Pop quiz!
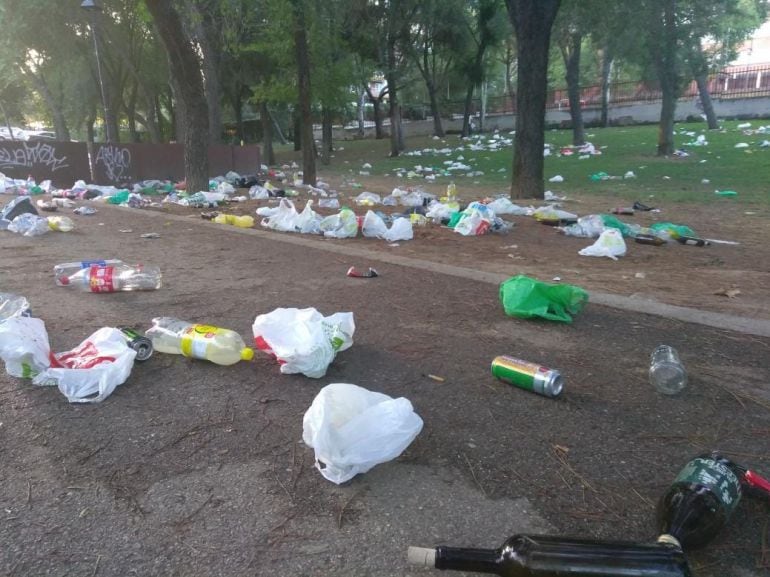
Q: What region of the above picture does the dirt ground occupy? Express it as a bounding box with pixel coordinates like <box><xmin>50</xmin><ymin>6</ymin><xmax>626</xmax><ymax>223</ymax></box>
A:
<box><xmin>1</xmin><ymin>195</ymin><xmax>769</xmax><ymax>577</ymax></box>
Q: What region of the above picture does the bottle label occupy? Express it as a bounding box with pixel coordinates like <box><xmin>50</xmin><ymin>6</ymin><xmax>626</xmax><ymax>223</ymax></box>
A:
<box><xmin>180</xmin><ymin>324</ymin><xmax>221</xmax><ymax>359</ymax></box>
<box><xmin>674</xmin><ymin>457</ymin><xmax>742</xmax><ymax>514</ymax></box>
<box><xmin>81</xmin><ymin>260</ymin><xmax>107</xmax><ymax>268</ymax></box>
<box><xmin>89</xmin><ymin>266</ymin><xmax>115</xmax><ymax>293</ymax></box>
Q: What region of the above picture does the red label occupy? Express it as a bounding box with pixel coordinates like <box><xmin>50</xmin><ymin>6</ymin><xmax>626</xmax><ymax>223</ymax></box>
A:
<box><xmin>53</xmin><ymin>340</ymin><xmax>116</xmax><ymax>369</ymax></box>
<box><xmin>89</xmin><ymin>266</ymin><xmax>115</xmax><ymax>293</ymax></box>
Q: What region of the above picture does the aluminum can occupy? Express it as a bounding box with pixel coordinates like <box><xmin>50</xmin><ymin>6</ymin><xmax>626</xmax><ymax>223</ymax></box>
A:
<box><xmin>491</xmin><ymin>355</ymin><xmax>563</xmax><ymax>398</ymax></box>
<box><xmin>119</xmin><ymin>327</ymin><xmax>153</xmax><ymax>361</ymax></box>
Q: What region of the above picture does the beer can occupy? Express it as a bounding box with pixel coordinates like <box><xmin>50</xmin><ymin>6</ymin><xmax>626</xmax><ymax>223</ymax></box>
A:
<box><xmin>119</xmin><ymin>327</ymin><xmax>153</xmax><ymax>361</ymax></box>
<box><xmin>491</xmin><ymin>355</ymin><xmax>563</xmax><ymax>398</ymax></box>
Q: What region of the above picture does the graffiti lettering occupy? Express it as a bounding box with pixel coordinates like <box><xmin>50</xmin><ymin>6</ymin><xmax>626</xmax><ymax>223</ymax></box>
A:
<box><xmin>95</xmin><ymin>145</ymin><xmax>131</xmax><ymax>182</ymax></box>
<box><xmin>0</xmin><ymin>142</ymin><xmax>69</xmax><ymax>172</ymax></box>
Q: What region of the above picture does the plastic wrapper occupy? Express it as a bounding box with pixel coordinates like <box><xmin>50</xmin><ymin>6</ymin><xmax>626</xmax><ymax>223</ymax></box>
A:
<box><xmin>499</xmin><ymin>275</ymin><xmax>588</xmax><ymax>323</ymax></box>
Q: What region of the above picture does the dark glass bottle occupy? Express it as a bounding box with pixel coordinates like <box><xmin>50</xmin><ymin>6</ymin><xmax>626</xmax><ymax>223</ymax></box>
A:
<box><xmin>658</xmin><ymin>453</ymin><xmax>743</xmax><ymax>549</ymax></box>
<box><xmin>408</xmin><ymin>534</ymin><xmax>692</xmax><ymax>577</ymax></box>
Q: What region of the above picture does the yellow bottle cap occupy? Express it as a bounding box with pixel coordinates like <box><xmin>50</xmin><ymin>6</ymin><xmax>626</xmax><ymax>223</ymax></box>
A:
<box><xmin>241</xmin><ymin>348</ymin><xmax>254</xmax><ymax>361</ymax></box>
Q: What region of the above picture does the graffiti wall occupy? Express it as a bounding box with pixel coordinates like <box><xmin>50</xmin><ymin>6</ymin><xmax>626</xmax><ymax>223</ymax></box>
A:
<box><xmin>0</xmin><ymin>141</ymin><xmax>90</xmax><ymax>187</ymax></box>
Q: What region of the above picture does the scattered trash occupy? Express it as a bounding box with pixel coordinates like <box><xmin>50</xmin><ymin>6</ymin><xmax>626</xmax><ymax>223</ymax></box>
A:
<box><xmin>499</xmin><ymin>275</ymin><xmax>588</xmax><ymax>323</ymax></box>
<box><xmin>347</xmin><ymin>266</ymin><xmax>379</xmax><ymax>278</ymax></box>
<box><xmin>47</xmin><ymin>216</ymin><xmax>74</xmax><ymax>232</ymax></box>
<box><xmin>635</xmin><ymin>272</ymin><xmax>647</xmax><ymax>279</ymax></box>
<box><xmin>146</xmin><ymin>317</ymin><xmax>253</xmax><ymax>365</ymax></box>
<box><xmin>425</xmin><ymin>374</ymin><xmax>445</xmax><ymax>382</ymax></box>
<box><xmin>8</xmin><ymin>214</ymin><xmax>50</xmax><ymax>236</ymax></box>
<box><xmin>548</xmin><ymin>175</ymin><xmax>564</xmax><ymax>182</ymax></box>
<box><xmin>408</xmin><ymin>534</ymin><xmax>691</xmax><ymax>575</ymax></box>
<box><xmin>624</xmin><ymin>171</ymin><xmax>637</xmax><ymax>179</ymax></box>
<box><xmin>140</xmin><ymin>232</ymin><xmax>161</xmax><ymax>239</ymax></box>
<box><xmin>635</xmin><ymin>234</ymin><xmax>666</xmax><ymax>246</ymax></box>
<box><xmin>714</xmin><ymin>287</ymin><xmax>741</xmax><ymax>298</ymax></box>
<box><xmin>362</xmin><ymin>211</ymin><xmax>414</xmax><ymax>242</ymax></box>
<box><xmin>0</xmin><ymin>317</ymin><xmax>136</xmax><ymax>403</ymax></box>
<box><xmin>118</xmin><ymin>327</ymin><xmax>153</xmax><ymax>361</ymax></box>
<box><xmin>486</xmin><ymin>197</ymin><xmax>533</xmax><ymax>216</ymax></box>
<box><xmin>0</xmin><ymin>196</ymin><xmax>38</xmax><ymax>229</ymax></box>
<box><xmin>579</xmin><ymin>229</ymin><xmax>627</xmax><ymax>260</ymax></box>
<box><xmin>633</xmin><ymin>201</ymin><xmax>656</xmax><ymax>211</ymax></box>
<box><xmin>676</xmin><ymin>236</ymin><xmax>710</xmax><ymax>247</ymax></box>
<box><xmin>611</xmin><ymin>207</ymin><xmax>635</xmax><ymax>215</ymax></box>
<box><xmin>734</xmin><ymin>142</ymin><xmax>749</xmax><ymax>148</ymax></box>
<box><xmin>649</xmin><ymin>222</ymin><xmax>696</xmax><ymax>241</ymax></box>
<box><xmin>55</xmin><ymin>263</ymin><xmax>161</xmax><ymax>292</ymax></box>
<box><xmin>73</xmin><ymin>206</ymin><xmax>97</xmax><ymax>216</ymax></box>
<box><xmin>355</xmin><ymin>191</ymin><xmax>381</xmax><ymax>206</ymax></box>
<box><xmin>715</xmin><ymin>190</ymin><xmax>737</xmax><ymax>197</ymax></box>
<box><xmin>320</xmin><ymin>207</ymin><xmax>359</xmax><ymax>238</ymax></box>
<box><xmin>491</xmin><ymin>355</ymin><xmax>563</xmax><ymax>398</ymax></box>
<box><xmin>253</xmin><ymin>307</ymin><xmax>355</xmax><ymax>378</ymax></box>
<box><xmin>213</xmin><ymin>213</ymin><xmax>254</xmax><ymax>227</ymax></box>
<box><xmin>533</xmin><ymin>206</ymin><xmax>578</xmax><ymax>226</ymax></box>
<box><xmin>302</xmin><ymin>382</ymin><xmax>423</xmax><ymax>484</ymax></box>
<box><xmin>0</xmin><ymin>293</ymin><xmax>32</xmax><ymax>321</ymax></box>
<box><xmin>649</xmin><ymin>345</ymin><xmax>687</xmax><ymax>395</ymax></box>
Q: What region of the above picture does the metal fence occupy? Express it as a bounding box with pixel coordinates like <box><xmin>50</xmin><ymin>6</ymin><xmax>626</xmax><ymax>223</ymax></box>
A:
<box><xmin>429</xmin><ymin>64</ymin><xmax>770</xmax><ymax>119</ymax></box>
<box><xmin>0</xmin><ymin>141</ymin><xmax>261</xmax><ymax>187</ymax></box>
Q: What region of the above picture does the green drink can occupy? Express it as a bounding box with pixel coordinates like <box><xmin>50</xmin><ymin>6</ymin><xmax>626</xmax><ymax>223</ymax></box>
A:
<box><xmin>119</xmin><ymin>327</ymin><xmax>154</xmax><ymax>362</ymax></box>
<box><xmin>491</xmin><ymin>355</ymin><xmax>563</xmax><ymax>398</ymax></box>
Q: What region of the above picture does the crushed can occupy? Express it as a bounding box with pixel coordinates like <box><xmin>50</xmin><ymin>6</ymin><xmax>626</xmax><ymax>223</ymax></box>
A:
<box><xmin>491</xmin><ymin>355</ymin><xmax>563</xmax><ymax>398</ymax></box>
<box><xmin>119</xmin><ymin>327</ymin><xmax>153</xmax><ymax>361</ymax></box>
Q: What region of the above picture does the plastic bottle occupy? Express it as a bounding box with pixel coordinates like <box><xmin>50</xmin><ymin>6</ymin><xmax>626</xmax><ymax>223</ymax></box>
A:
<box><xmin>47</xmin><ymin>216</ymin><xmax>74</xmax><ymax>232</ymax></box>
<box><xmin>407</xmin><ymin>533</ymin><xmax>692</xmax><ymax>576</ymax></box>
<box><xmin>658</xmin><ymin>453</ymin><xmax>743</xmax><ymax>549</ymax></box>
<box><xmin>145</xmin><ymin>317</ymin><xmax>254</xmax><ymax>365</ymax></box>
<box><xmin>54</xmin><ymin>260</ymin><xmax>125</xmax><ymax>286</ymax></box>
<box><xmin>57</xmin><ymin>264</ymin><xmax>161</xmax><ymax>292</ymax></box>
<box><xmin>0</xmin><ymin>293</ymin><xmax>32</xmax><ymax>321</ymax></box>
<box><xmin>649</xmin><ymin>345</ymin><xmax>688</xmax><ymax>395</ymax></box>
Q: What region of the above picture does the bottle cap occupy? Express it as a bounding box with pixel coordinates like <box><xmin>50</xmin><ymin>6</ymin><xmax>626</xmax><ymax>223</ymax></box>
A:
<box><xmin>241</xmin><ymin>348</ymin><xmax>254</xmax><ymax>361</ymax></box>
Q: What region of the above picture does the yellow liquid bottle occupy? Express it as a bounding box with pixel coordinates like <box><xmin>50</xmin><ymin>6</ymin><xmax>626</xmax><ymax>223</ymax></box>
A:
<box><xmin>147</xmin><ymin>317</ymin><xmax>254</xmax><ymax>366</ymax></box>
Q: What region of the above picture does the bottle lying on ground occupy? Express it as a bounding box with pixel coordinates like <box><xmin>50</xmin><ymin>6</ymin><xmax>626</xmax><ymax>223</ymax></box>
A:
<box><xmin>54</xmin><ymin>259</ymin><xmax>124</xmax><ymax>285</ymax></box>
<box><xmin>56</xmin><ymin>263</ymin><xmax>161</xmax><ymax>292</ymax></box>
<box><xmin>658</xmin><ymin>452</ymin><xmax>770</xmax><ymax>549</ymax></box>
<box><xmin>408</xmin><ymin>533</ymin><xmax>691</xmax><ymax>576</ymax></box>
<box><xmin>146</xmin><ymin>317</ymin><xmax>254</xmax><ymax>366</ymax></box>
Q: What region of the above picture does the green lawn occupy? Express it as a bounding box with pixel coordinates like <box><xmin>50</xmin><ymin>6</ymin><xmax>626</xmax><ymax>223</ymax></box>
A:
<box><xmin>275</xmin><ymin>120</ymin><xmax>770</xmax><ymax>204</ymax></box>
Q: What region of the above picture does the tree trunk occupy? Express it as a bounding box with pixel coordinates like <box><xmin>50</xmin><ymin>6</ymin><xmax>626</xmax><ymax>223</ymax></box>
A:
<box><xmin>127</xmin><ymin>82</ymin><xmax>140</xmax><ymax>142</ymax></box>
<box><xmin>427</xmin><ymin>80</ymin><xmax>444</xmax><ymax>137</ymax></box>
<box><xmin>270</xmin><ymin>107</ymin><xmax>287</xmax><ymax>145</ymax></box>
<box><xmin>357</xmin><ymin>88</ymin><xmax>366</xmax><ymax>137</ymax></box>
<box><xmin>600</xmin><ymin>47</ymin><xmax>613</xmax><ymax>127</ymax></box>
<box><xmin>86</xmin><ymin>114</ymin><xmax>96</xmax><ymax>145</ymax></box>
<box><xmin>397</xmin><ymin>104</ymin><xmax>405</xmax><ymax>151</ymax></box>
<box><xmin>563</xmin><ymin>32</ymin><xmax>585</xmax><ymax>146</ymax></box>
<box><xmin>146</xmin><ymin>0</ymin><xmax>209</xmax><ymax>192</ymax></box>
<box><xmin>506</xmin><ymin>0</ymin><xmax>561</xmax><ymax>199</ymax></box>
<box><xmin>695</xmin><ymin>73</ymin><xmax>718</xmax><ymax>129</ymax></box>
<box><xmin>260</xmin><ymin>101</ymin><xmax>275</xmax><ymax>166</ymax></box>
<box><xmin>321</xmin><ymin>106</ymin><xmax>333</xmax><ymax>165</ymax></box>
<box><xmin>22</xmin><ymin>67</ymin><xmax>71</xmax><ymax>142</ymax></box>
<box><xmin>155</xmin><ymin>93</ymin><xmax>166</xmax><ymax>140</ymax></box>
<box><xmin>655</xmin><ymin>0</ymin><xmax>677</xmax><ymax>156</ymax></box>
<box><xmin>191</xmin><ymin>1</ymin><xmax>223</xmax><ymax>144</ymax></box>
<box><xmin>293</xmin><ymin>111</ymin><xmax>302</xmax><ymax>151</ymax></box>
<box><xmin>292</xmin><ymin>0</ymin><xmax>316</xmax><ymax>185</ymax></box>
<box><xmin>462</xmin><ymin>83</ymin><xmax>475</xmax><ymax>137</ymax></box>
<box><xmin>372</xmin><ymin>96</ymin><xmax>384</xmax><ymax>139</ymax></box>
<box><xmin>386</xmin><ymin>34</ymin><xmax>402</xmax><ymax>156</ymax></box>
<box><xmin>480</xmin><ymin>79</ymin><xmax>488</xmax><ymax>132</ymax></box>
<box><xmin>234</xmin><ymin>92</ymin><xmax>245</xmax><ymax>143</ymax></box>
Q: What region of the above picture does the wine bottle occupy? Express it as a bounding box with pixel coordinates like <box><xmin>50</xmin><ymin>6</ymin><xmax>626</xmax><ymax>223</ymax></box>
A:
<box><xmin>408</xmin><ymin>533</ymin><xmax>691</xmax><ymax>576</ymax></box>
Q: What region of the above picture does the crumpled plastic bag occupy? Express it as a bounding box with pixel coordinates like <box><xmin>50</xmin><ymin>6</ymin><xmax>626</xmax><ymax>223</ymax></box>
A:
<box><xmin>261</xmin><ymin>198</ymin><xmax>299</xmax><ymax>232</ymax></box>
<box><xmin>579</xmin><ymin>228</ymin><xmax>627</xmax><ymax>260</ymax></box>
<box><xmin>499</xmin><ymin>274</ymin><xmax>588</xmax><ymax>323</ymax></box>
<box><xmin>1</xmin><ymin>196</ymin><xmax>38</xmax><ymax>229</ymax></box>
<box><xmin>355</xmin><ymin>192</ymin><xmax>381</xmax><ymax>206</ymax></box>
<box><xmin>302</xmin><ymin>383</ymin><xmax>423</xmax><ymax>484</ymax></box>
<box><xmin>560</xmin><ymin>214</ymin><xmax>606</xmax><ymax>238</ymax></box>
<box><xmin>486</xmin><ymin>198</ymin><xmax>533</xmax><ymax>216</ymax></box>
<box><xmin>533</xmin><ymin>205</ymin><xmax>577</xmax><ymax>222</ymax></box>
<box><xmin>252</xmin><ymin>307</ymin><xmax>355</xmax><ymax>378</ymax></box>
<box><xmin>649</xmin><ymin>222</ymin><xmax>696</xmax><ymax>241</ymax></box>
<box><xmin>361</xmin><ymin>211</ymin><xmax>413</xmax><ymax>242</ymax></box>
<box><xmin>0</xmin><ymin>317</ymin><xmax>136</xmax><ymax>403</ymax></box>
<box><xmin>319</xmin><ymin>208</ymin><xmax>358</xmax><ymax>238</ymax></box>
<box><xmin>248</xmin><ymin>184</ymin><xmax>270</xmax><ymax>199</ymax></box>
<box><xmin>295</xmin><ymin>200</ymin><xmax>322</xmax><ymax>234</ymax></box>
<box><xmin>425</xmin><ymin>200</ymin><xmax>460</xmax><ymax>220</ymax></box>
<box><xmin>8</xmin><ymin>213</ymin><xmax>50</xmax><ymax>236</ymax></box>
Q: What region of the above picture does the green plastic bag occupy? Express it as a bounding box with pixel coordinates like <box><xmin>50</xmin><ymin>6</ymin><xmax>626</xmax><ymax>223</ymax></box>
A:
<box><xmin>600</xmin><ymin>214</ymin><xmax>634</xmax><ymax>237</ymax></box>
<box><xmin>107</xmin><ymin>190</ymin><xmax>130</xmax><ymax>205</ymax></box>
<box><xmin>447</xmin><ymin>211</ymin><xmax>463</xmax><ymax>228</ymax></box>
<box><xmin>649</xmin><ymin>222</ymin><xmax>696</xmax><ymax>239</ymax></box>
<box><xmin>499</xmin><ymin>275</ymin><xmax>589</xmax><ymax>323</ymax></box>
<box><xmin>715</xmin><ymin>190</ymin><xmax>737</xmax><ymax>197</ymax></box>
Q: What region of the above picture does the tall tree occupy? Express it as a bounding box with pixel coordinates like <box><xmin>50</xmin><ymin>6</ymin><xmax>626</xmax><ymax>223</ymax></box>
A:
<box><xmin>187</xmin><ymin>0</ymin><xmax>224</xmax><ymax>143</ymax></box>
<box><xmin>291</xmin><ymin>0</ymin><xmax>316</xmax><ymax>185</ymax></box>
<box><xmin>145</xmin><ymin>0</ymin><xmax>209</xmax><ymax>192</ymax></box>
<box><xmin>505</xmin><ymin>0</ymin><xmax>561</xmax><ymax>199</ymax></box>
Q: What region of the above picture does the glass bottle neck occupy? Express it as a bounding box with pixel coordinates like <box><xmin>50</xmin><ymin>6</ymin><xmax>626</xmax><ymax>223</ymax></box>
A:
<box><xmin>436</xmin><ymin>546</ymin><xmax>501</xmax><ymax>574</ymax></box>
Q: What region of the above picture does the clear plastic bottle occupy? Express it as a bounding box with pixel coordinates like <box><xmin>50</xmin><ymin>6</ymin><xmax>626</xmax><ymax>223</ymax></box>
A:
<box><xmin>650</xmin><ymin>345</ymin><xmax>688</xmax><ymax>395</ymax></box>
<box><xmin>54</xmin><ymin>260</ymin><xmax>124</xmax><ymax>286</ymax></box>
<box><xmin>57</xmin><ymin>264</ymin><xmax>162</xmax><ymax>292</ymax></box>
<box><xmin>146</xmin><ymin>317</ymin><xmax>254</xmax><ymax>365</ymax></box>
<box><xmin>0</xmin><ymin>293</ymin><xmax>32</xmax><ymax>321</ymax></box>
<box><xmin>47</xmin><ymin>216</ymin><xmax>74</xmax><ymax>232</ymax></box>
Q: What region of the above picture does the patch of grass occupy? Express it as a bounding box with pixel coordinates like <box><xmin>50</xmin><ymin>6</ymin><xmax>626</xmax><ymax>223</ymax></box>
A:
<box><xmin>274</xmin><ymin>120</ymin><xmax>770</xmax><ymax>204</ymax></box>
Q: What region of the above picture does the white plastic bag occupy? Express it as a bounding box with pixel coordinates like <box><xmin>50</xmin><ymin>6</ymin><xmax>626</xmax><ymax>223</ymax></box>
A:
<box><xmin>252</xmin><ymin>307</ymin><xmax>355</xmax><ymax>378</ymax></box>
<box><xmin>261</xmin><ymin>198</ymin><xmax>299</xmax><ymax>232</ymax></box>
<box><xmin>296</xmin><ymin>200</ymin><xmax>321</xmax><ymax>234</ymax></box>
<box><xmin>560</xmin><ymin>214</ymin><xmax>606</xmax><ymax>238</ymax></box>
<box><xmin>362</xmin><ymin>210</ymin><xmax>389</xmax><ymax>238</ymax></box>
<box><xmin>0</xmin><ymin>317</ymin><xmax>136</xmax><ymax>403</ymax></box>
<box><xmin>454</xmin><ymin>209</ymin><xmax>491</xmax><ymax>236</ymax></box>
<box><xmin>385</xmin><ymin>217</ymin><xmax>413</xmax><ymax>242</ymax></box>
<box><xmin>319</xmin><ymin>208</ymin><xmax>358</xmax><ymax>239</ymax></box>
<box><xmin>8</xmin><ymin>214</ymin><xmax>50</xmax><ymax>237</ymax></box>
<box><xmin>302</xmin><ymin>383</ymin><xmax>423</xmax><ymax>484</ymax></box>
<box><xmin>578</xmin><ymin>228</ymin><xmax>627</xmax><ymax>260</ymax></box>
<box><xmin>248</xmin><ymin>184</ymin><xmax>270</xmax><ymax>199</ymax></box>
<box><xmin>486</xmin><ymin>198</ymin><xmax>532</xmax><ymax>216</ymax></box>
<box><xmin>355</xmin><ymin>192</ymin><xmax>381</xmax><ymax>206</ymax></box>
